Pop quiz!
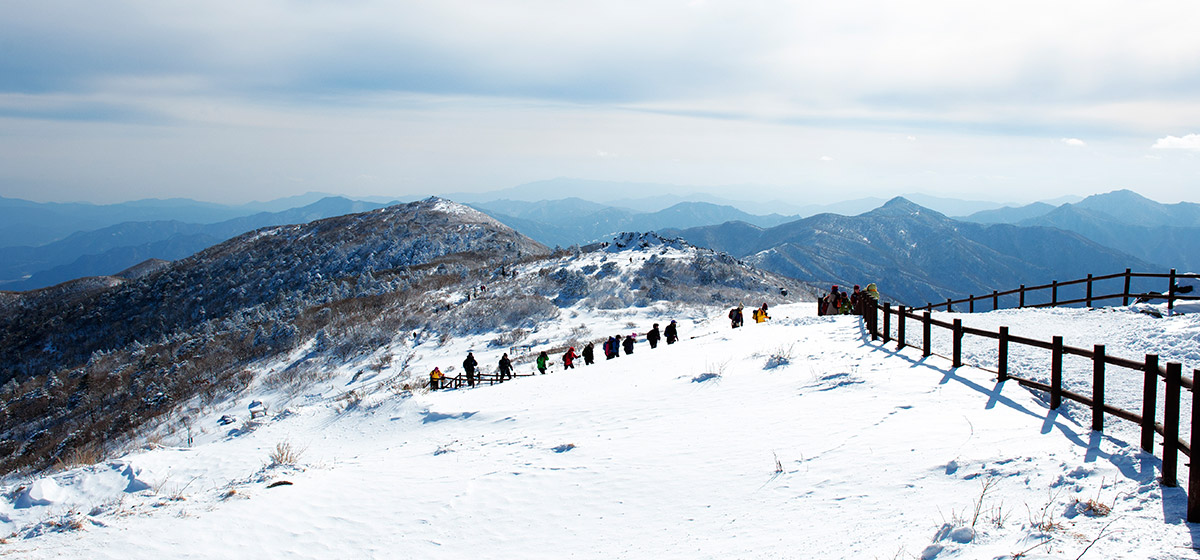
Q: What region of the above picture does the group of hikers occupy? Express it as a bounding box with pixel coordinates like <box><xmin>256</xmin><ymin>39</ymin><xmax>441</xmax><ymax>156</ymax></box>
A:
<box><xmin>818</xmin><ymin>283</ymin><xmax>879</xmax><ymax>316</ymax></box>
<box><xmin>431</xmin><ymin>284</ymin><xmax>882</xmax><ymax>390</ymax></box>
<box><xmin>429</xmin><ymin>319</ymin><xmax>683</xmax><ymax>390</ymax></box>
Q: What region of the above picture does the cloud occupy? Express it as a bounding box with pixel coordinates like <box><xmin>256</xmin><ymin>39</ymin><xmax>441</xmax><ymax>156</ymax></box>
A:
<box><xmin>1061</xmin><ymin>138</ymin><xmax>1086</xmax><ymax>147</ymax></box>
<box><xmin>1151</xmin><ymin>134</ymin><xmax>1200</xmax><ymax>151</ymax></box>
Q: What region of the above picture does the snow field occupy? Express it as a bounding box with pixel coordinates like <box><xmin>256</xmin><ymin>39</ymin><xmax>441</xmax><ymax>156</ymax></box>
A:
<box><xmin>906</xmin><ymin>306</ymin><xmax>1200</xmax><ymax>456</ymax></box>
<box><xmin>2</xmin><ymin>303</ymin><xmax>1197</xmax><ymax>559</ymax></box>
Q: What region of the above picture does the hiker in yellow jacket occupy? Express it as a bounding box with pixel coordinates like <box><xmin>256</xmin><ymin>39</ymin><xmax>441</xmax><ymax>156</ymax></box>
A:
<box><xmin>753</xmin><ymin>303</ymin><xmax>770</xmax><ymax>323</ymax></box>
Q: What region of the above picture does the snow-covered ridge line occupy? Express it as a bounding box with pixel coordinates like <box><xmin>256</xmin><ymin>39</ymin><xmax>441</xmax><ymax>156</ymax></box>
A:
<box><xmin>2</xmin><ymin>303</ymin><xmax>1195</xmax><ymax>558</ymax></box>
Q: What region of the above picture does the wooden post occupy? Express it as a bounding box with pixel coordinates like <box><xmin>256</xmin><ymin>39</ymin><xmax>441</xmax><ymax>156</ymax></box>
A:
<box><xmin>1123</xmin><ymin>268</ymin><xmax>1132</xmax><ymax>306</ymax></box>
<box><xmin>922</xmin><ymin>311</ymin><xmax>932</xmax><ymax>357</ymax></box>
<box><xmin>946</xmin><ymin>298</ymin><xmax>953</xmax><ymax>312</ymax></box>
<box><xmin>896</xmin><ymin>305</ymin><xmax>906</xmax><ymax>350</ymax></box>
<box><xmin>1051</xmin><ymin>336</ymin><xmax>1063</xmax><ymax>409</ymax></box>
<box><xmin>992</xmin><ymin>290</ymin><xmax>999</xmax><ymax>311</ymax></box>
<box><xmin>968</xmin><ymin>296</ymin><xmax>974</xmax><ymax>313</ymax></box>
<box><xmin>1019</xmin><ymin>285</ymin><xmax>1025</xmax><ymax>308</ymax></box>
<box><xmin>1142</xmin><ymin>354</ymin><xmax>1159</xmax><ymax>453</ymax></box>
<box><xmin>882</xmin><ymin>302</ymin><xmax>891</xmax><ymax>343</ymax></box>
<box><xmin>1190</xmin><ymin>368</ymin><xmax>1200</xmax><ymax>522</ymax></box>
<box><xmin>868</xmin><ymin>300</ymin><xmax>879</xmax><ymax>340</ymax></box>
<box><xmin>1169</xmin><ymin>268</ymin><xmax>1177</xmax><ymax>315</ymax></box>
<box><xmin>998</xmin><ymin>326</ymin><xmax>1009</xmax><ymax>381</ymax></box>
<box><xmin>952</xmin><ymin>319</ymin><xmax>963</xmax><ymax>368</ymax></box>
<box><xmin>1052</xmin><ymin>281</ymin><xmax>1058</xmax><ymax>306</ymax></box>
<box><xmin>1164</xmin><ymin>362</ymin><xmax>1182</xmax><ymax>487</ymax></box>
<box><xmin>1086</xmin><ymin>274</ymin><xmax>1094</xmax><ymax>308</ymax></box>
<box><xmin>1092</xmin><ymin>345</ymin><xmax>1105</xmax><ymax>431</ymax></box>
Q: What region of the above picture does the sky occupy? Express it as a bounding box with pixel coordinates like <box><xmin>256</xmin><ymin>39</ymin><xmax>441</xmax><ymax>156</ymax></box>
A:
<box><xmin>2</xmin><ymin>0</ymin><xmax>1200</xmax><ymax>205</ymax></box>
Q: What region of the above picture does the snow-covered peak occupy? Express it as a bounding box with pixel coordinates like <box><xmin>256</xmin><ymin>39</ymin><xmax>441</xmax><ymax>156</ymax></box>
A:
<box><xmin>602</xmin><ymin>231</ymin><xmax>691</xmax><ymax>252</ymax></box>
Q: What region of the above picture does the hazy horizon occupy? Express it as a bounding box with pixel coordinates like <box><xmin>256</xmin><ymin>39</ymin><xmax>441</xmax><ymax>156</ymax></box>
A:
<box><xmin>3</xmin><ymin>2</ymin><xmax>1200</xmax><ymax>206</ymax></box>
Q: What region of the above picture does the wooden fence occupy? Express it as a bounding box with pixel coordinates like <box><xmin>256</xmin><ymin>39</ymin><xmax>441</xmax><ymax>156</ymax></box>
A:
<box><xmin>909</xmin><ymin>269</ymin><xmax>1200</xmax><ymax>314</ymax></box>
<box><xmin>866</xmin><ymin>298</ymin><xmax>1200</xmax><ymax>522</ymax></box>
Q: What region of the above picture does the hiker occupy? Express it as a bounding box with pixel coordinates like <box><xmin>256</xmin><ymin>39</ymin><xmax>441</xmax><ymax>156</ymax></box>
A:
<box><xmin>498</xmin><ymin>353</ymin><xmax>513</xmax><ymax>381</ymax></box>
<box><xmin>613</xmin><ymin>335</ymin><xmax>624</xmax><ymax>358</ymax></box>
<box><xmin>429</xmin><ymin>367</ymin><xmax>443</xmax><ymax>390</ymax></box>
<box><xmin>821</xmin><ymin>286</ymin><xmax>840</xmax><ymax>316</ymax></box>
<box><xmin>664</xmin><ymin>320</ymin><xmax>679</xmax><ymax>344</ymax></box>
<box><xmin>622</xmin><ymin>333</ymin><xmax>635</xmax><ymax>355</ymax></box>
<box><xmin>863</xmin><ymin>283</ymin><xmax>881</xmax><ymax>336</ymax></box>
<box><xmin>646</xmin><ymin>323</ymin><xmax>661</xmax><ymax>349</ymax></box>
<box><xmin>753</xmin><ymin>303</ymin><xmax>770</xmax><ymax>323</ymax></box>
<box><xmin>729</xmin><ymin>304</ymin><xmax>744</xmax><ymax>328</ymax></box>
<box><xmin>563</xmin><ymin>347</ymin><xmax>578</xmax><ymax>369</ymax></box>
<box><xmin>837</xmin><ymin>290</ymin><xmax>852</xmax><ymax>314</ymax></box>
<box><xmin>582</xmin><ymin>342</ymin><xmax>595</xmax><ymax>365</ymax></box>
<box><xmin>604</xmin><ymin>336</ymin><xmax>617</xmax><ymax>359</ymax></box>
<box><xmin>536</xmin><ymin>351</ymin><xmax>550</xmax><ymax>374</ymax></box>
<box><xmin>850</xmin><ymin>285</ymin><xmax>866</xmax><ymax>315</ymax></box>
<box><xmin>463</xmin><ymin>352</ymin><xmax>478</xmax><ymax>387</ymax></box>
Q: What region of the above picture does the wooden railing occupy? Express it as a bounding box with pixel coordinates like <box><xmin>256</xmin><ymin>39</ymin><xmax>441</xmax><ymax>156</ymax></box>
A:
<box><xmin>865</xmin><ymin>300</ymin><xmax>1200</xmax><ymax>522</ymax></box>
<box><xmin>909</xmin><ymin>269</ymin><xmax>1200</xmax><ymax>313</ymax></box>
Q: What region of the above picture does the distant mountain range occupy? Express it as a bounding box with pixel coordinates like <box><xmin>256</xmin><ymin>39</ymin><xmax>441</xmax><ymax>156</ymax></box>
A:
<box><xmin>665</xmin><ymin>197</ymin><xmax>1157</xmax><ymax>307</ymax></box>
<box><xmin>2</xmin><ymin>184</ymin><xmax>1189</xmax><ymax>300</ymax></box>
<box><xmin>448</xmin><ymin>178</ymin><xmax>1055</xmax><ymax>217</ymax></box>
<box><xmin>962</xmin><ymin>189</ymin><xmax>1200</xmax><ymax>272</ymax></box>
<box><xmin>0</xmin><ymin>197</ymin><xmax>391</xmax><ymax>291</ymax></box>
<box><xmin>470</xmin><ymin>198</ymin><xmax>798</xmax><ymax>249</ymax></box>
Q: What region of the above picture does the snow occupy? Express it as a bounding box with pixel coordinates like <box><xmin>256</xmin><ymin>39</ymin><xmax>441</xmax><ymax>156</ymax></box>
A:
<box><xmin>3</xmin><ymin>303</ymin><xmax>1198</xmax><ymax>559</ymax></box>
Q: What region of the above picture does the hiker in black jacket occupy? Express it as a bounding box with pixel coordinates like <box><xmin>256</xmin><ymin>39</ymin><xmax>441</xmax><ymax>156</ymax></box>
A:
<box><xmin>463</xmin><ymin>352</ymin><xmax>478</xmax><ymax>387</ymax></box>
<box><xmin>664</xmin><ymin>320</ymin><xmax>679</xmax><ymax>344</ymax></box>
<box><xmin>498</xmin><ymin>353</ymin><xmax>513</xmax><ymax>381</ymax></box>
<box><xmin>582</xmin><ymin>342</ymin><xmax>595</xmax><ymax>365</ymax></box>
<box><xmin>646</xmin><ymin>323</ymin><xmax>661</xmax><ymax>349</ymax></box>
<box><xmin>622</xmin><ymin>334</ymin><xmax>635</xmax><ymax>355</ymax></box>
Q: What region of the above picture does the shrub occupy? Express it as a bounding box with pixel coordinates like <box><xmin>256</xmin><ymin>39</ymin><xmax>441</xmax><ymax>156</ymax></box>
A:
<box><xmin>268</xmin><ymin>441</ymin><xmax>303</xmax><ymax>466</ymax></box>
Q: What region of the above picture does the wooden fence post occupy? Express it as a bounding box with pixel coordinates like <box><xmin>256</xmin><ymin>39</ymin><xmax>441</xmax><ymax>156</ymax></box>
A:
<box><xmin>1086</xmin><ymin>274</ymin><xmax>1094</xmax><ymax>308</ymax></box>
<box><xmin>1190</xmin><ymin>368</ymin><xmax>1200</xmax><ymax>522</ymax></box>
<box><xmin>1164</xmin><ymin>362</ymin><xmax>1182</xmax><ymax>487</ymax></box>
<box><xmin>998</xmin><ymin>326</ymin><xmax>1009</xmax><ymax>382</ymax></box>
<box><xmin>882</xmin><ymin>302</ymin><xmax>891</xmax><ymax>343</ymax></box>
<box><xmin>1123</xmin><ymin>268</ymin><xmax>1132</xmax><ymax>306</ymax></box>
<box><xmin>992</xmin><ymin>290</ymin><xmax>999</xmax><ymax>311</ymax></box>
<box><xmin>897</xmin><ymin>305</ymin><xmax>906</xmax><ymax>350</ymax></box>
<box><xmin>952</xmin><ymin>319</ymin><xmax>963</xmax><ymax>368</ymax></box>
<box><xmin>868</xmin><ymin>300</ymin><xmax>879</xmax><ymax>340</ymax></box>
<box><xmin>1142</xmin><ymin>354</ymin><xmax>1159</xmax><ymax>453</ymax></box>
<box><xmin>969</xmin><ymin>296</ymin><xmax>974</xmax><ymax>313</ymax></box>
<box><xmin>1051</xmin><ymin>336</ymin><xmax>1063</xmax><ymax>409</ymax></box>
<box><xmin>1092</xmin><ymin>345</ymin><xmax>1104</xmax><ymax>431</ymax></box>
<box><xmin>1019</xmin><ymin>285</ymin><xmax>1025</xmax><ymax>308</ymax></box>
<box><xmin>946</xmin><ymin>298</ymin><xmax>953</xmax><ymax>312</ymax></box>
<box><xmin>922</xmin><ymin>311</ymin><xmax>932</xmax><ymax>357</ymax></box>
<box><xmin>1169</xmin><ymin>268</ymin><xmax>1177</xmax><ymax>316</ymax></box>
<box><xmin>1052</xmin><ymin>281</ymin><xmax>1058</xmax><ymax>306</ymax></box>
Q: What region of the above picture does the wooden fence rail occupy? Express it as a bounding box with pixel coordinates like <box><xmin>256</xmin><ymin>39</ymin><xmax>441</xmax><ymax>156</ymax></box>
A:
<box><xmin>870</xmin><ymin>299</ymin><xmax>1199</xmax><ymax>522</ymax></box>
<box><xmin>910</xmin><ymin>269</ymin><xmax>1200</xmax><ymax>314</ymax></box>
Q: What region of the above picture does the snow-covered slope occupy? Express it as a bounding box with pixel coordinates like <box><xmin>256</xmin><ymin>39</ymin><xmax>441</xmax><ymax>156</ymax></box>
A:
<box><xmin>3</xmin><ymin>303</ymin><xmax>1198</xmax><ymax>559</ymax></box>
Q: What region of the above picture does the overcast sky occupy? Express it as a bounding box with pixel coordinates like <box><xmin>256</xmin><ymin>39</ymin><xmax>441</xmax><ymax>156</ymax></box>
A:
<box><xmin>3</xmin><ymin>1</ymin><xmax>1200</xmax><ymax>205</ymax></box>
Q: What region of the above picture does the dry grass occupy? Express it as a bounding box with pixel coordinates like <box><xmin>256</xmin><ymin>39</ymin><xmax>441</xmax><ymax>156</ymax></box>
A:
<box><xmin>53</xmin><ymin>445</ymin><xmax>103</xmax><ymax>472</ymax></box>
<box><xmin>269</xmin><ymin>441</ymin><xmax>304</xmax><ymax>466</ymax></box>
